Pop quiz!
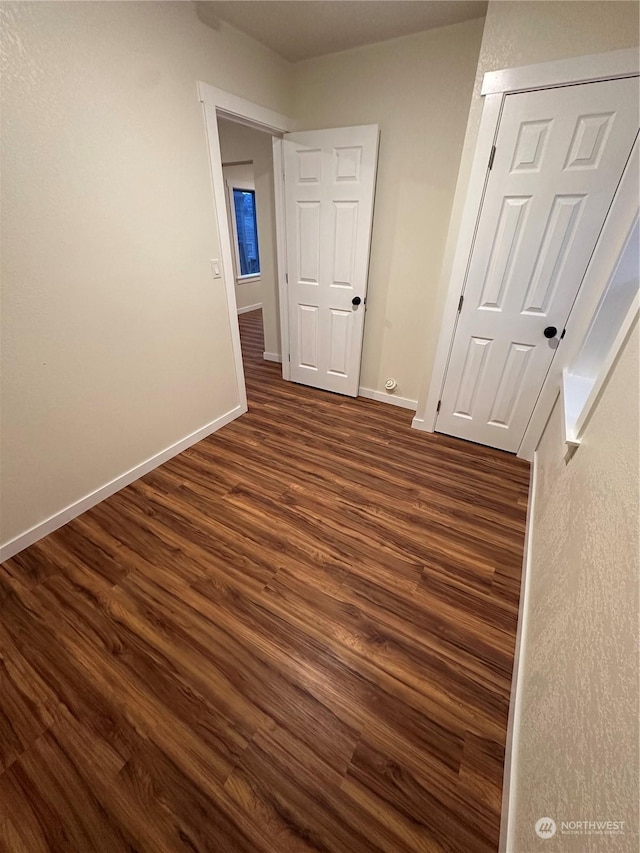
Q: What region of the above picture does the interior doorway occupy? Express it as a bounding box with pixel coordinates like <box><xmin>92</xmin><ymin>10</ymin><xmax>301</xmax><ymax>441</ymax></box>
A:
<box><xmin>197</xmin><ymin>82</ymin><xmax>295</xmax><ymax>416</ymax></box>
<box><xmin>199</xmin><ymin>83</ymin><xmax>380</xmax><ymax>414</ymax></box>
<box><xmin>216</xmin><ymin>114</ymin><xmax>283</xmax><ymax>404</ymax></box>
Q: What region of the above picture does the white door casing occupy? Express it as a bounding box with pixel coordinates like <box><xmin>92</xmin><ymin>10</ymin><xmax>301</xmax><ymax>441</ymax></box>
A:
<box><xmin>283</xmin><ymin>125</ymin><xmax>379</xmax><ymax>396</ymax></box>
<box><xmin>436</xmin><ymin>76</ymin><xmax>639</xmax><ymax>452</ymax></box>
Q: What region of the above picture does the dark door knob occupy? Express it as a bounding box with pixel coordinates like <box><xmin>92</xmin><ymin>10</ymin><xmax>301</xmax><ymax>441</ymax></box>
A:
<box><xmin>544</xmin><ymin>326</ymin><xmax>557</xmax><ymax>339</ymax></box>
<box><xmin>352</xmin><ymin>296</ymin><xmax>361</xmax><ymax>306</ymax></box>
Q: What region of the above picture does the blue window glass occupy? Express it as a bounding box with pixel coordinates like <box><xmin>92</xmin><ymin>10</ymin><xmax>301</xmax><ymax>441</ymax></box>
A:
<box><xmin>233</xmin><ymin>189</ymin><xmax>260</xmax><ymax>276</ymax></box>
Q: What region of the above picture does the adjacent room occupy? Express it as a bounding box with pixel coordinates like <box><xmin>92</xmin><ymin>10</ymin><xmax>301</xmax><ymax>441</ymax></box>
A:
<box><xmin>1</xmin><ymin>2</ymin><xmax>638</xmax><ymax>851</ymax></box>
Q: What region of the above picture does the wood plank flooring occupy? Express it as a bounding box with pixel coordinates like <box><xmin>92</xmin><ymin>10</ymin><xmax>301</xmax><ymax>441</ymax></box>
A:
<box><xmin>0</xmin><ymin>309</ymin><xmax>529</xmax><ymax>852</ymax></box>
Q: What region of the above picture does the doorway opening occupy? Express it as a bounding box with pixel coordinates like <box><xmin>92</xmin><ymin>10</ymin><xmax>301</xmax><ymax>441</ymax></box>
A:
<box><xmin>217</xmin><ymin>114</ymin><xmax>283</xmax><ymax>405</ymax></box>
<box><xmin>199</xmin><ymin>82</ymin><xmax>380</xmax><ymax>414</ymax></box>
<box><xmin>197</xmin><ymin>81</ymin><xmax>294</xmax><ymax>416</ymax></box>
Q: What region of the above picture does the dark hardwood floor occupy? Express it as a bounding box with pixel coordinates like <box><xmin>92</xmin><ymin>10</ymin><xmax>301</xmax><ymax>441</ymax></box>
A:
<box><xmin>0</xmin><ymin>309</ymin><xmax>529</xmax><ymax>852</ymax></box>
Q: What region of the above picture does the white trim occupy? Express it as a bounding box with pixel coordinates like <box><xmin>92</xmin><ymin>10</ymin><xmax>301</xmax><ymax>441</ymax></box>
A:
<box><xmin>482</xmin><ymin>47</ymin><xmax>639</xmax><ymax>96</ymax></box>
<box><xmin>0</xmin><ymin>405</ymin><xmax>245</xmax><ymax>563</ymax></box>
<box><xmin>358</xmin><ymin>386</ymin><xmax>417</xmax><ymax>411</ymax></box>
<box><xmin>560</xmin><ymin>371</ymin><xmax>585</xmax><ymax>449</ymax></box>
<box><xmin>415</xmin><ymin>92</ymin><xmax>504</xmax><ymax>434</ymax></box>
<box><xmin>563</xmin><ymin>298</ymin><xmax>639</xmax><ymax>446</ymax></box>
<box><xmin>415</xmin><ymin>50</ymin><xmax>640</xmax><ymax>460</ymax></box>
<box><xmin>499</xmin><ymin>450</ymin><xmax>538</xmax><ymax>853</ymax></box>
<box><xmin>575</xmin><ymin>302</ymin><xmax>638</xmax><ymax>437</ymax></box>
<box><xmin>237</xmin><ymin>302</ymin><xmax>262</xmax><ymax>315</ymax></box>
<box><xmin>272</xmin><ymin>137</ymin><xmax>291</xmax><ymax>380</ymax></box>
<box><xmin>200</xmin><ymin>97</ymin><xmax>246</xmax><ymax>409</ymax></box>
<box><xmin>197</xmin><ymin>83</ymin><xmax>294</xmax><ymax>401</ymax></box>
<box><xmin>263</xmin><ymin>351</ymin><xmax>282</xmax><ymax>363</ymax></box>
<box><xmin>237</xmin><ymin>274</ymin><xmax>261</xmax><ymax>283</ymax></box>
<box><xmin>197</xmin><ymin>82</ymin><xmax>295</xmax><ymax>135</ymax></box>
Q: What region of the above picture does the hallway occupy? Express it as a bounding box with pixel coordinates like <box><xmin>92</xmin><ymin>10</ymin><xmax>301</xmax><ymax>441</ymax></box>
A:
<box><xmin>0</xmin><ymin>308</ymin><xmax>529</xmax><ymax>852</ymax></box>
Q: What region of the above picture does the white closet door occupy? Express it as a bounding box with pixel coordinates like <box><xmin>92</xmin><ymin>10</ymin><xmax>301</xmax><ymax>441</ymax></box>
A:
<box><xmin>437</xmin><ymin>76</ymin><xmax>639</xmax><ymax>451</ymax></box>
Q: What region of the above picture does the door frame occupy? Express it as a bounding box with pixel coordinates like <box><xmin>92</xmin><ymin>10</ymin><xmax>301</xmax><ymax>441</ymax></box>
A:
<box><xmin>276</xmin><ymin>126</ymin><xmax>380</xmax><ymax>394</ymax></box>
<box><xmin>272</xmin><ymin>137</ymin><xmax>291</xmax><ymax>379</ymax></box>
<box><xmin>413</xmin><ymin>47</ymin><xmax>639</xmax><ymax>460</ymax></box>
<box><xmin>197</xmin><ymin>82</ymin><xmax>295</xmax><ymax>407</ymax></box>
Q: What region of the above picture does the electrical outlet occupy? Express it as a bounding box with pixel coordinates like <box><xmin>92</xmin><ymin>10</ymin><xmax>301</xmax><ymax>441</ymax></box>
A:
<box><xmin>211</xmin><ymin>259</ymin><xmax>222</xmax><ymax>279</ymax></box>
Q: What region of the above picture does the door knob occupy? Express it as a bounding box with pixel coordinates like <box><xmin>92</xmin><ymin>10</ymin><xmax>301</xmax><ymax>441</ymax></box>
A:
<box><xmin>543</xmin><ymin>326</ymin><xmax>557</xmax><ymax>339</ymax></box>
<box><xmin>352</xmin><ymin>296</ymin><xmax>361</xmax><ymax>306</ymax></box>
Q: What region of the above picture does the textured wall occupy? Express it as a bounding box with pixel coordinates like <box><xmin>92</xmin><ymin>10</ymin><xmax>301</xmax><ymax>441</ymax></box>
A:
<box><xmin>0</xmin><ymin>2</ymin><xmax>292</xmax><ymax>546</ymax></box>
<box><xmin>218</xmin><ymin>119</ymin><xmax>280</xmax><ymax>352</ymax></box>
<box><xmin>511</xmin><ymin>321</ymin><xmax>639</xmax><ymax>851</ymax></box>
<box><xmin>415</xmin><ymin>0</ymin><xmax>640</xmax><ymax>410</ymax></box>
<box><xmin>293</xmin><ymin>18</ymin><xmax>485</xmax><ymax>403</ymax></box>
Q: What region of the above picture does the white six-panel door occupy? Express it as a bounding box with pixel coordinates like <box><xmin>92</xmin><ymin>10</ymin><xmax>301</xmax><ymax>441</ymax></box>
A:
<box><xmin>437</xmin><ymin>76</ymin><xmax>639</xmax><ymax>452</ymax></box>
<box><xmin>283</xmin><ymin>125</ymin><xmax>379</xmax><ymax>396</ymax></box>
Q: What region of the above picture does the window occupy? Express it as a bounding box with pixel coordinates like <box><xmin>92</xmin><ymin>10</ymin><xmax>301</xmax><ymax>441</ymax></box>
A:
<box><xmin>232</xmin><ymin>189</ymin><xmax>260</xmax><ymax>277</ymax></box>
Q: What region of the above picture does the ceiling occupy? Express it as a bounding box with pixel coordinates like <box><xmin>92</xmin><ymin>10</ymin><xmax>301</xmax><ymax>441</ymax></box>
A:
<box><xmin>195</xmin><ymin>1</ymin><xmax>488</xmax><ymax>63</ymax></box>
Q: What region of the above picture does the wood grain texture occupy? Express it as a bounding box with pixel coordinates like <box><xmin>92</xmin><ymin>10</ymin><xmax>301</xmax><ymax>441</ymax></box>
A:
<box><xmin>0</xmin><ymin>309</ymin><xmax>529</xmax><ymax>852</ymax></box>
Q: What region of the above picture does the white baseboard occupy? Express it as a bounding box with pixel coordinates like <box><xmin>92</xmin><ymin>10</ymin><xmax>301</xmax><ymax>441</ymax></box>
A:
<box><xmin>358</xmin><ymin>386</ymin><xmax>417</xmax><ymax>411</ymax></box>
<box><xmin>237</xmin><ymin>303</ymin><xmax>262</xmax><ymax>315</ymax></box>
<box><xmin>411</xmin><ymin>415</ymin><xmax>429</xmax><ymax>431</ymax></box>
<box><xmin>263</xmin><ymin>352</ymin><xmax>282</xmax><ymax>363</ymax></box>
<box><xmin>0</xmin><ymin>403</ymin><xmax>246</xmax><ymax>563</ymax></box>
<box><xmin>499</xmin><ymin>450</ymin><xmax>538</xmax><ymax>853</ymax></box>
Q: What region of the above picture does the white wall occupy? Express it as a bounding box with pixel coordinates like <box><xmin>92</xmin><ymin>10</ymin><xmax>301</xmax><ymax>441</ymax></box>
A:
<box><xmin>416</xmin><ymin>0</ymin><xmax>640</xmax><ymax>412</ymax></box>
<box><xmin>0</xmin><ymin>1</ymin><xmax>292</xmax><ymax>549</ymax></box>
<box><xmin>218</xmin><ymin>118</ymin><xmax>280</xmax><ymax>352</ymax></box>
<box><xmin>293</xmin><ymin>18</ymin><xmax>485</xmax><ymax>403</ymax></box>
<box><xmin>511</xmin><ymin>320</ymin><xmax>639</xmax><ymax>852</ymax></box>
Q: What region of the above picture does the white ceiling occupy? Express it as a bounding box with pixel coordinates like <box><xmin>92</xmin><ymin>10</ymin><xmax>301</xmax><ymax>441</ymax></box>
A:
<box><xmin>195</xmin><ymin>1</ymin><xmax>488</xmax><ymax>63</ymax></box>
